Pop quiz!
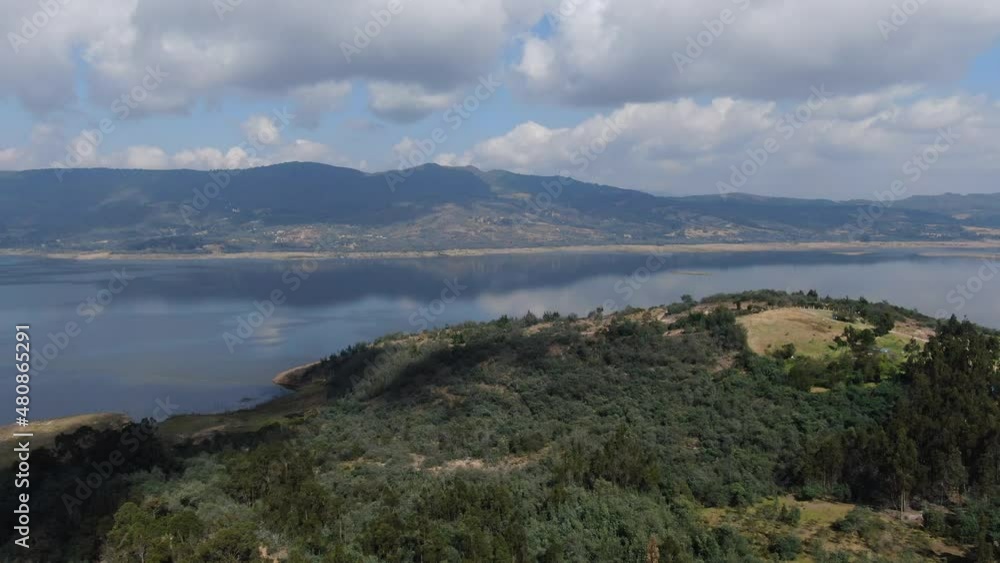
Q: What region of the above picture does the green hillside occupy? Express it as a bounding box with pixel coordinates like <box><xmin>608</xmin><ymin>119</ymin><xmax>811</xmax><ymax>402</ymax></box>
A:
<box><xmin>3</xmin><ymin>291</ymin><xmax>999</xmax><ymax>561</ymax></box>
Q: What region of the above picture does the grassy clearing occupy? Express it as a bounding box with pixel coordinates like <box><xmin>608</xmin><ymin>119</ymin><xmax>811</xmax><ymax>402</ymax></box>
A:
<box><xmin>797</xmin><ymin>497</ymin><xmax>855</xmax><ymax>528</ymax></box>
<box><xmin>739</xmin><ymin>308</ymin><xmax>853</xmax><ymax>357</ymax></box>
<box><xmin>739</xmin><ymin>307</ymin><xmax>926</xmax><ymax>359</ymax></box>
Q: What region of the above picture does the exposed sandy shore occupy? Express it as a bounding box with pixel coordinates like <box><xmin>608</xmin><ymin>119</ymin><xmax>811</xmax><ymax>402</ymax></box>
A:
<box><xmin>2</xmin><ymin>240</ymin><xmax>999</xmax><ymax>262</ymax></box>
<box><xmin>272</xmin><ymin>360</ymin><xmax>322</xmax><ymax>389</ymax></box>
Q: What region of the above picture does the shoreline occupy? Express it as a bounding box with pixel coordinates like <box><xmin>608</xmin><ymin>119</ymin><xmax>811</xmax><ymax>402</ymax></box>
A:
<box><xmin>15</xmin><ymin>361</ymin><xmax>330</xmax><ymax>444</ymax></box>
<box><xmin>10</xmin><ymin>241</ymin><xmax>1000</xmax><ymax>439</ymax></box>
<box><xmin>2</xmin><ymin>240</ymin><xmax>999</xmax><ymax>262</ymax></box>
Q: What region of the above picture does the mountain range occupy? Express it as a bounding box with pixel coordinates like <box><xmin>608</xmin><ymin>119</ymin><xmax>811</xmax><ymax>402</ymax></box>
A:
<box><xmin>2</xmin><ymin>162</ymin><xmax>998</xmax><ymax>253</ymax></box>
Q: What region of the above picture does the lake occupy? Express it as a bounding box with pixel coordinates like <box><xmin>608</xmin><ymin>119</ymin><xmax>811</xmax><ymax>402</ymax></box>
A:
<box><xmin>3</xmin><ymin>249</ymin><xmax>999</xmax><ymax>419</ymax></box>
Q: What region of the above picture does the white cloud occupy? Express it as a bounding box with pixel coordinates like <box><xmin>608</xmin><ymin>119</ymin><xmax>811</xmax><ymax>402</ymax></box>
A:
<box><xmin>513</xmin><ymin>0</ymin><xmax>1000</xmax><ymax>104</ymax></box>
<box><xmin>0</xmin><ymin>123</ymin><xmax>69</xmax><ymax>170</ymax></box>
<box><xmin>367</xmin><ymin>82</ymin><xmax>458</xmax><ymax>122</ymax></box>
<box><xmin>170</xmin><ymin>146</ymin><xmax>261</xmax><ymax>170</ymax></box>
<box><xmin>122</xmin><ymin>145</ymin><xmax>169</xmax><ymax>169</ymax></box>
<box><xmin>241</xmin><ymin>115</ymin><xmax>283</xmax><ymax>147</ymax></box>
<box><xmin>0</xmin><ymin>147</ymin><xmax>22</xmax><ymax>168</ymax></box>
<box><xmin>446</xmin><ymin>97</ymin><xmax>778</xmax><ymax>176</ymax></box>
<box><xmin>2</xmin><ymin>0</ymin><xmax>524</xmax><ymax>114</ymax></box>
<box><xmin>1</xmin><ymin>0</ymin><xmax>998</xmax><ymax>202</ymax></box>
<box><xmin>813</xmin><ymin>85</ymin><xmax>923</xmax><ymax>120</ymax></box>
<box><xmin>93</xmin><ymin>139</ymin><xmax>357</xmax><ymax>171</ymax></box>
<box><xmin>901</xmin><ymin>96</ymin><xmax>985</xmax><ymax>130</ymax></box>
<box><xmin>0</xmin><ymin>0</ymin><xmax>137</xmax><ymax>112</ymax></box>
<box><xmin>64</xmin><ymin>130</ymin><xmax>103</xmax><ymax>167</ymax></box>
<box><xmin>448</xmin><ymin>91</ymin><xmax>1000</xmax><ymax>198</ymax></box>
<box><xmin>0</xmin><ymin>111</ymin><xmax>360</xmax><ymax>171</ymax></box>
<box><xmin>291</xmin><ymin>80</ymin><xmax>353</xmax><ymax>128</ymax></box>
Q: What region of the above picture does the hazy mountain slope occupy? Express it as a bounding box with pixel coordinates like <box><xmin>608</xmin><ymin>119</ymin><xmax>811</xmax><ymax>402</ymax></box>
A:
<box><xmin>896</xmin><ymin>192</ymin><xmax>1000</xmax><ymax>227</ymax></box>
<box><xmin>0</xmin><ymin>162</ymin><xmax>993</xmax><ymax>253</ymax></box>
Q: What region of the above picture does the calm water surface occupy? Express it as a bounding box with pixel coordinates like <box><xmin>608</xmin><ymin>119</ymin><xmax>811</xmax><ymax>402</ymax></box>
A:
<box><xmin>2</xmin><ymin>249</ymin><xmax>998</xmax><ymax>419</ymax></box>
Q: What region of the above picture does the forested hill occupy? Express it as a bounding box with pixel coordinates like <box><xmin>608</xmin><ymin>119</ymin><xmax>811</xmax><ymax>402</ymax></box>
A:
<box><xmin>2</xmin><ymin>162</ymin><xmax>998</xmax><ymax>253</ymax></box>
<box><xmin>4</xmin><ymin>290</ymin><xmax>1000</xmax><ymax>561</ymax></box>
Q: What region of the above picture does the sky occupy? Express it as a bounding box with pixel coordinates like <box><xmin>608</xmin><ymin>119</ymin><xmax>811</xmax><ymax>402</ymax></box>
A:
<box><xmin>1</xmin><ymin>0</ymin><xmax>999</xmax><ymax>199</ymax></box>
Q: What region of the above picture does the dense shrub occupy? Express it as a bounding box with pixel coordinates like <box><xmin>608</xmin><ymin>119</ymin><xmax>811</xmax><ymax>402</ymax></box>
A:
<box><xmin>6</xmin><ymin>292</ymin><xmax>993</xmax><ymax>562</ymax></box>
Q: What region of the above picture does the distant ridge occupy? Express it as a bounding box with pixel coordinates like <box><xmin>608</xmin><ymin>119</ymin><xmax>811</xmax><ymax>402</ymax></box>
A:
<box><xmin>1</xmin><ymin>162</ymin><xmax>997</xmax><ymax>253</ymax></box>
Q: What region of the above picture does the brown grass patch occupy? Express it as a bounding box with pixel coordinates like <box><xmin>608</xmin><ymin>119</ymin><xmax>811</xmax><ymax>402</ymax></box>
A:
<box><xmin>417</xmin><ymin>455</ymin><xmax>533</xmax><ymax>474</ymax></box>
<box><xmin>0</xmin><ymin>412</ymin><xmax>131</xmax><ymax>466</ymax></box>
<box><xmin>738</xmin><ymin>308</ymin><xmax>851</xmax><ymax>357</ymax></box>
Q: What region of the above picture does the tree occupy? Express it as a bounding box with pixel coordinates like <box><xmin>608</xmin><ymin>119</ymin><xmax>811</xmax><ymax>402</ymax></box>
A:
<box><xmin>872</xmin><ymin>312</ymin><xmax>895</xmax><ymax>337</ymax></box>
<box><xmin>899</xmin><ymin>318</ymin><xmax>1000</xmax><ymax>498</ymax></box>
<box><xmin>801</xmin><ymin>432</ymin><xmax>845</xmax><ymax>489</ymax></box>
<box><xmin>768</xmin><ymin>534</ymin><xmax>802</xmax><ymax>560</ymax></box>
<box><xmin>888</xmin><ymin>424</ymin><xmax>919</xmax><ymax>515</ymax></box>
<box><xmin>834</xmin><ymin>326</ymin><xmax>883</xmax><ymax>382</ymax></box>
<box><xmin>104</xmin><ymin>502</ymin><xmax>206</xmax><ymax>563</ymax></box>
<box><xmin>104</xmin><ymin>502</ymin><xmax>169</xmax><ymax>563</ymax></box>
<box><xmin>936</xmin><ymin>446</ymin><xmax>969</xmax><ymax>502</ymax></box>
<box><xmin>195</xmin><ymin>521</ymin><xmax>263</xmax><ymax>563</ymax></box>
<box><xmin>771</xmin><ymin>343</ymin><xmax>796</xmax><ymax>360</ymax></box>
<box><xmin>834</xmin><ymin>326</ymin><xmax>876</xmax><ymax>356</ymax></box>
<box><xmin>788</xmin><ymin>356</ymin><xmax>829</xmax><ymax>390</ymax></box>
